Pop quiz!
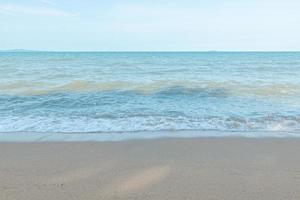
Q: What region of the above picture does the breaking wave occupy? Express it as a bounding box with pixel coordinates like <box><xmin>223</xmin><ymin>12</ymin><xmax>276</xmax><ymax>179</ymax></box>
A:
<box><xmin>1</xmin><ymin>80</ymin><xmax>300</xmax><ymax>97</ymax></box>
<box><xmin>0</xmin><ymin>115</ymin><xmax>300</xmax><ymax>133</ymax></box>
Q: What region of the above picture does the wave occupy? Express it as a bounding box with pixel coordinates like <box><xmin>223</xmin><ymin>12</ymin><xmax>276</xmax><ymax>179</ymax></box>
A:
<box><xmin>0</xmin><ymin>115</ymin><xmax>299</xmax><ymax>133</ymax></box>
<box><xmin>1</xmin><ymin>80</ymin><xmax>300</xmax><ymax>97</ymax></box>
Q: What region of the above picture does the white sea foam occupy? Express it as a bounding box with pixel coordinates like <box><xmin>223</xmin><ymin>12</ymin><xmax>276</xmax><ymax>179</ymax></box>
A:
<box><xmin>0</xmin><ymin>115</ymin><xmax>299</xmax><ymax>134</ymax></box>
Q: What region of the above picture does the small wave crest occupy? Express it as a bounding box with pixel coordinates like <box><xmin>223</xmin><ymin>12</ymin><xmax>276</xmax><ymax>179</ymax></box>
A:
<box><xmin>1</xmin><ymin>80</ymin><xmax>300</xmax><ymax>97</ymax></box>
<box><xmin>0</xmin><ymin>115</ymin><xmax>299</xmax><ymax>133</ymax></box>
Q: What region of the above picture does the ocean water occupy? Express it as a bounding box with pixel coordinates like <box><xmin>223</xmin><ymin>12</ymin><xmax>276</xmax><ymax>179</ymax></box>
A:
<box><xmin>0</xmin><ymin>52</ymin><xmax>300</xmax><ymax>137</ymax></box>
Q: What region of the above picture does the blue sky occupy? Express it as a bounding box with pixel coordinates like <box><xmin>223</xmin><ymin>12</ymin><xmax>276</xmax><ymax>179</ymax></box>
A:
<box><xmin>0</xmin><ymin>0</ymin><xmax>300</xmax><ymax>51</ymax></box>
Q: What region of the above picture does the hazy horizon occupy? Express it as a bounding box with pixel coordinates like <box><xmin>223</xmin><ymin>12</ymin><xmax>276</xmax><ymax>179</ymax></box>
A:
<box><xmin>1</xmin><ymin>49</ymin><xmax>300</xmax><ymax>52</ymax></box>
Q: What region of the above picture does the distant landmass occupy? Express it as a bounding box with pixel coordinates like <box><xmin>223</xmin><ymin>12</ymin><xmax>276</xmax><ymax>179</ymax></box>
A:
<box><xmin>0</xmin><ymin>49</ymin><xmax>38</xmax><ymax>52</ymax></box>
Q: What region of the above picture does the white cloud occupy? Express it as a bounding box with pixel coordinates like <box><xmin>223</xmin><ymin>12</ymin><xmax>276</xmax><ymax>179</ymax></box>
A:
<box><xmin>0</xmin><ymin>4</ymin><xmax>73</xmax><ymax>17</ymax></box>
<box><xmin>41</xmin><ymin>0</ymin><xmax>58</xmax><ymax>7</ymax></box>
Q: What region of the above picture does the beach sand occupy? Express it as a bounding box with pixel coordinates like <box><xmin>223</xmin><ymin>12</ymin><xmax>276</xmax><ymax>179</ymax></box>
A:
<box><xmin>1</xmin><ymin>138</ymin><xmax>300</xmax><ymax>200</ymax></box>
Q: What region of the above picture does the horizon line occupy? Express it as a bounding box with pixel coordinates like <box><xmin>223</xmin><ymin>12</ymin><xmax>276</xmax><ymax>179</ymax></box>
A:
<box><xmin>1</xmin><ymin>49</ymin><xmax>300</xmax><ymax>53</ymax></box>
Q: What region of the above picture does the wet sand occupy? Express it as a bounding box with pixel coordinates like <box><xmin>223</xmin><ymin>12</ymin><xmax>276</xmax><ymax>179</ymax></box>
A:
<box><xmin>1</xmin><ymin>138</ymin><xmax>300</xmax><ymax>200</ymax></box>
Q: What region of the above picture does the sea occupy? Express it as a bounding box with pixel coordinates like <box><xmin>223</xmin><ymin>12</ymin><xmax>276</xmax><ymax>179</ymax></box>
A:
<box><xmin>1</xmin><ymin>52</ymin><xmax>300</xmax><ymax>140</ymax></box>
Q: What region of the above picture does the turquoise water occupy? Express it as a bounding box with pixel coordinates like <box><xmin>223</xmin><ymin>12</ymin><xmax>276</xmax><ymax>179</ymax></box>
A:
<box><xmin>0</xmin><ymin>52</ymin><xmax>300</xmax><ymax>136</ymax></box>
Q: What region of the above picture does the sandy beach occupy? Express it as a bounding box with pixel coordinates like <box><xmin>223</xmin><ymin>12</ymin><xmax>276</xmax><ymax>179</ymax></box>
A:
<box><xmin>1</xmin><ymin>138</ymin><xmax>300</xmax><ymax>200</ymax></box>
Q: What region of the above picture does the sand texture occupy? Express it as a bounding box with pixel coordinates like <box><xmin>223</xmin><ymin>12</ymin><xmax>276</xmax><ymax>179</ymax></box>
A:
<box><xmin>1</xmin><ymin>138</ymin><xmax>300</xmax><ymax>200</ymax></box>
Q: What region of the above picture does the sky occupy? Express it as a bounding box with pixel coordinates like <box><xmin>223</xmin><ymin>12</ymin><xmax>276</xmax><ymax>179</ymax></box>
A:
<box><xmin>0</xmin><ymin>0</ymin><xmax>300</xmax><ymax>51</ymax></box>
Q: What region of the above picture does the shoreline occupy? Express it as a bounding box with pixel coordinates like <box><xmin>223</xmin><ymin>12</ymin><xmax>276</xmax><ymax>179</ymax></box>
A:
<box><xmin>1</xmin><ymin>137</ymin><xmax>300</xmax><ymax>200</ymax></box>
<box><xmin>0</xmin><ymin>130</ymin><xmax>299</xmax><ymax>142</ymax></box>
